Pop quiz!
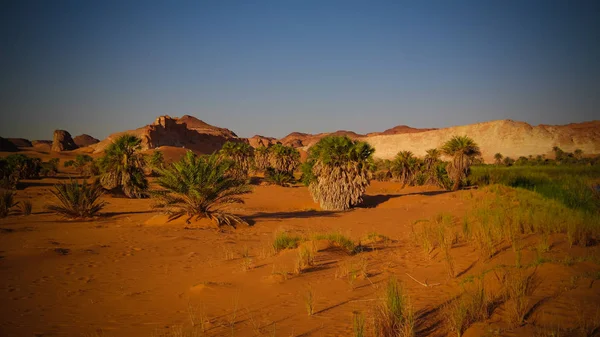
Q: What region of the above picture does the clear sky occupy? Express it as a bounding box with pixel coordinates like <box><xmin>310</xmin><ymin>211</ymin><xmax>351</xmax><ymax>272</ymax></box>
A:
<box><xmin>1</xmin><ymin>0</ymin><xmax>599</xmax><ymax>140</ymax></box>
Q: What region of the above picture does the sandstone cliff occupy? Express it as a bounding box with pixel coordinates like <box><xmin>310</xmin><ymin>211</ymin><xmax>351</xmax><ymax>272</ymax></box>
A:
<box><xmin>91</xmin><ymin>115</ymin><xmax>241</xmax><ymax>154</ymax></box>
<box><xmin>364</xmin><ymin>120</ymin><xmax>600</xmax><ymax>162</ymax></box>
<box><xmin>51</xmin><ymin>130</ymin><xmax>78</xmax><ymax>152</ymax></box>
<box><xmin>73</xmin><ymin>134</ymin><xmax>100</xmax><ymax>147</ymax></box>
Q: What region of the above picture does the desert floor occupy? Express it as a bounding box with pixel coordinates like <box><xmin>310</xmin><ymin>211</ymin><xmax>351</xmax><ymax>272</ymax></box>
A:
<box><xmin>1</xmin><ymin>151</ymin><xmax>599</xmax><ymax>337</ymax></box>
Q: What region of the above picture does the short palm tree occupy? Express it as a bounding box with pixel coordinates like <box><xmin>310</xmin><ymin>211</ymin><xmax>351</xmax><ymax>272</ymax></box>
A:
<box><xmin>494</xmin><ymin>153</ymin><xmax>503</xmax><ymax>165</ymax></box>
<box><xmin>441</xmin><ymin>136</ymin><xmax>481</xmax><ymax>191</ymax></box>
<box><xmin>424</xmin><ymin>148</ymin><xmax>442</xmax><ymax>185</ymax></box>
<box><xmin>64</xmin><ymin>154</ymin><xmax>96</xmax><ymax>177</ymax></box>
<box><xmin>219</xmin><ymin>141</ymin><xmax>254</xmax><ymax>179</ymax></box>
<box><xmin>390</xmin><ymin>151</ymin><xmax>420</xmax><ymax>187</ymax></box>
<box><xmin>552</xmin><ymin>146</ymin><xmax>565</xmax><ymax>162</ymax></box>
<box><xmin>253</xmin><ymin>146</ymin><xmax>270</xmax><ymax>172</ymax></box>
<box><xmin>153</xmin><ymin>151</ymin><xmax>252</xmax><ymax>227</ymax></box>
<box><xmin>302</xmin><ymin>136</ymin><xmax>374</xmax><ymax>210</ymax></box>
<box><xmin>146</xmin><ymin>150</ymin><xmax>165</xmax><ymax>176</ymax></box>
<box><xmin>46</xmin><ymin>179</ymin><xmax>107</xmax><ymax>219</ymax></box>
<box><xmin>98</xmin><ymin>134</ymin><xmax>148</xmax><ymax>198</ymax></box>
<box><xmin>269</xmin><ymin>144</ymin><xmax>300</xmax><ymax>175</ymax></box>
<box><xmin>424</xmin><ymin>149</ymin><xmax>441</xmax><ymax>170</ymax></box>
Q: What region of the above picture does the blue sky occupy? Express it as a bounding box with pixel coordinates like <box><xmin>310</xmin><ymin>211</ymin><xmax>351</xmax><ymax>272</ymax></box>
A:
<box><xmin>1</xmin><ymin>0</ymin><xmax>599</xmax><ymax>140</ymax></box>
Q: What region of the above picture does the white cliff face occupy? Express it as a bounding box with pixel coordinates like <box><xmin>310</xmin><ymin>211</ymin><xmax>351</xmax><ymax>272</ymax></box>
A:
<box><xmin>363</xmin><ymin>120</ymin><xmax>600</xmax><ymax>162</ymax></box>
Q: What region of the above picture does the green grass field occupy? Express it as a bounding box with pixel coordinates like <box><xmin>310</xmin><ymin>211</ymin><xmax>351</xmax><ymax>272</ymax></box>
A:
<box><xmin>470</xmin><ymin>165</ymin><xmax>600</xmax><ymax>213</ymax></box>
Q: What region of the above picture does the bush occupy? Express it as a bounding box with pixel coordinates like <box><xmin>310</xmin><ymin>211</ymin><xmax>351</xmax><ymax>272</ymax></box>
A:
<box><xmin>313</xmin><ymin>232</ymin><xmax>357</xmax><ymax>254</ymax></box>
<box><xmin>273</xmin><ymin>232</ymin><xmax>303</xmax><ymax>252</ymax></box>
<box><xmin>46</xmin><ymin>179</ymin><xmax>107</xmax><ymax>219</ymax></box>
<box><xmin>19</xmin><ymin>200</ymin><xmax>33</xmax><ymax>215</ymax></box>
<box><xmin>64</xmin><ymin>155</ymin><xmax>97</xmax><ymax>177</ymax></box>
<box><xmin>0</xmin><ymin>189</ymin><xmax>18</xmax><ymax>218</ymax></box>
<box><xmin>374</xmin><ymin>277</ymin><xmax>414</xmax><ymax>337</ymax></box>
<box><xmin>264</xmin><ymin>167</ymin><xmax>294</xmax><ymax>186</ymax></box>
<box><xmin>40</xmin><ymin>158</ymin><xmax>59</xmax><ymax>177</ymax></box>
<box><xmin>4</xmin><ymin>154</ymin><xmax>41</xmax><ymax>179</ymax></box>
<box><xmin>153</xmin><ymin>151</ymin><xmax>251</xmax><ymax>227</ymax></box>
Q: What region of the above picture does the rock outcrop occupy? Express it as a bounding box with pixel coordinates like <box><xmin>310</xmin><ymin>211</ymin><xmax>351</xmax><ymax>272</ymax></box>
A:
<box><xmin>92</xmin><ymin>115</ymin><xmax>241</xmax><ymax>154</ymax></box>
<box><xmin>364</xmin><ymin>120</ymin><xmax>600</xmax><ymax>163</ymax></box>
<box><xmin>367</xmin><ymin>125</ymin><xmax>437</xmax><ymax>136</ymax></box>
<box><xmin>6</xmin><ymin>138</ymin><xmax>33</xmax><ymax>148</ymax></box>
<box><xmin>279</xmin><ymin>130</ymin><xmax>366</xmax><ymax>148</ymax></box>
<box><xmin>247</xmin><ymin>135</ymin><xmax>279</xmax><ymax>148</ymax></box>
<box><xmin>73</xmin><ymin>134</ymin><xmax>100</xmax><ymax>147</ymax></box>
<box><xmin>0</xmin><ymin>137</ymin><xmax>19</xmax><ymax>152</ymax></box>
<box><xmin>51</xmin><ymin>130</ymin><xmax>78</xmax><ymax>152</ymax></box>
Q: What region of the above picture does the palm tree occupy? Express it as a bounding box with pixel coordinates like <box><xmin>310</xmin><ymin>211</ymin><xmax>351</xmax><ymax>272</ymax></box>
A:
<box><xmin>503</xmin><ymin>156</ymin><xmax>515</xmax><ymax>166</ymax></box>
<box><xmin>269</xmin><ymin>144</ymin><xmax>300</xmax><ymax>174</ymax></box>
<box><xmin>153</xmin><ymin>151</ymin><xmax>251</xmax><ymax>227</ymax></box>
<box><xmin>494</xmin><ymin>153</ymin><xmax>503</xmax><ymax>165</ymax></box>
<box><xmin>424</xmin><ymin>149</ymin><xmax>441</xmax><ymax>170</ymax></box>
<box><xmin>302</xmin><ymin>136</ymin><xmax>374</xmax><ymax>210</ymax></box>
<box><xmin>219</xmin><ymin>141</ymin><xmax>254</xmax><ymax>179</ymax></box>
<box><xmin>253</xmin><ymin>146</ymin><xmax>270</xmax><ymax>172</ymax></box>
<box><xmin>98</xmin><ymin>134</ymin><xmax>148</xmax><ymax>198</ymax></box>
<box><xmin>424</xmin><ymin>148</ymin><xmax>442</xmax><ymax>185</ymax></box>
<box><xmin>390</xmin><ymin>151</ymin><xmax>420</xmax><ymax>187</ymax></box>
<box><xmin>146</xmin><ymin>150</ymin><xmax>165</xmax><ymax>176</ymax></box>
<box><xmin>441</xmin><ymin>136</ymin><xmax>481</xmax><ymax>191</ymax></box>
<box><xmin>552</xmin><ymin>146</ymin><xmax>565</xmax><ymax>162</ymax></box>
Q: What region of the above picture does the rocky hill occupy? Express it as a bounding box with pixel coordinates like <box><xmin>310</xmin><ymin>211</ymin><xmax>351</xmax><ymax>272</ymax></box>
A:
<box><xmin>73</xmin><ymin>134</ymin><xmax>100</xmax><ymax>147</ymax></box>
<box><xmin>247</xmin><ymin>135</ymin><xmax>279</xmax><ymax>148</ymax></box>
<box><xmin>367</xmin><ymin>125</ymin><xmax>437</xmax><ymax>136</ymax></box>
<box><xmin>364</xmin><ymin>119</ymin><xmax>600</xmax><ymax>162</ymax></box>
<box><xmin>90</xmin><ymin>115</ymin><xmax>241</xmax><ymax>154</ymax></box>
<box><xmin>280</xmin><ymin>130</ymin><xmax>366</xmax><ymax>148</ymax></box>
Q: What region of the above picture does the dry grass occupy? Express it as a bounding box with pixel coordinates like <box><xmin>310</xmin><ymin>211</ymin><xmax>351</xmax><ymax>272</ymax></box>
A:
<box><xmin>0</xmin><ymin>189</ymin><xmax>18</xmax><ymax>218</ymax></box>
<box><xmin>273</xmin><ymin>232</ymin><xmax>303</xmax><ymax>252</ymax></box>
<box><xmin>373</xmin><ymin>277</ymin><xmax>414</xmax><ymax>337</ymax></box>
<box><xmin>502</xmin><ymin>269</ymin><xmax>537</xmax><ymax>326</ymax></box>
<box><xmin>19</xmin><ymin>199</ymin><xmax>32</xmax><ymax>215</ymax></box>
<box><xmin>304</xmin><ymin>285</ymin><xmax>314</xmax><ymax>316</ymax></box>
<box><xmin>313</xmin><ymin>232</ymin><xmax>357</xmax><ymax>254</ymax></box>
<box><xmin>296</xmin><ymin>245</ymin><xmax>316</xmax><ymax>273</ymax></box>
<box><xmin>353</xmin><ymin>311</ymin><xmax>366</xmax><ymax>337</ymax></box>
<box><xmin>435</xmin><ymin>214</ymin><xmax>456</xmax><ymax>278</ymax></box>
<box><xmin>444</xmin><ymin>275</ymin><xmax>497</xmax><ymax>337</ymax></box>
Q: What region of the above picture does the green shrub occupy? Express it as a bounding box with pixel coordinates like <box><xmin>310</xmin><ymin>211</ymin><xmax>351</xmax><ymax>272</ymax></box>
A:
<box><xmin>273</xmin><ymin>232</ymin><xmax>303</xmax><ymax>252</ymax></box>
<box><xmin>470</xmin><ymin>165</ymin><xmax>600</xmax><ymax>213</ymax></box>
<box><xmin>153</xmin><ymin>151</ymin><xmax>251</xmax><ymax>227</ymax></box>
<box><xmin>40</xmin><ymin>158</ymin><xmax>59</xmax><ymax>177</ymax></box>
<box><xmin>313</xmin><ymin>232</ymin><xmax>356</xmax><ymax>254</ymax></box>
<box><xmin>46</xmin><ymin>179</ymin><xmax>107</xmax><ymax>219</ymax></box>
<box><xmin>374</xmin><ymin>277</ymin><xmax>414</xmax><ymax>337</ymax></box>
<box><xmin>264</xmin><ymin>167</ymin><xmax>294</xmax><ymax>186</ymax></box>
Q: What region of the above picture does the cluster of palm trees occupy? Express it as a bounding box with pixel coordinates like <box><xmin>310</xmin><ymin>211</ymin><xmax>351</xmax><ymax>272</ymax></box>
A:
<box><xmin>43</xmin><ymin>133</ymin><xmax>482</xmax><ymax>227</ymax></box>
<box><xmin>374</xmin><ymin>136</ymin><xmax>481</xmax><ymax>191</ymax></box>
<box><xmin>494</xmin><ymin>146</ymin><xmax>593</xmax><ymax>166</ymax></box>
